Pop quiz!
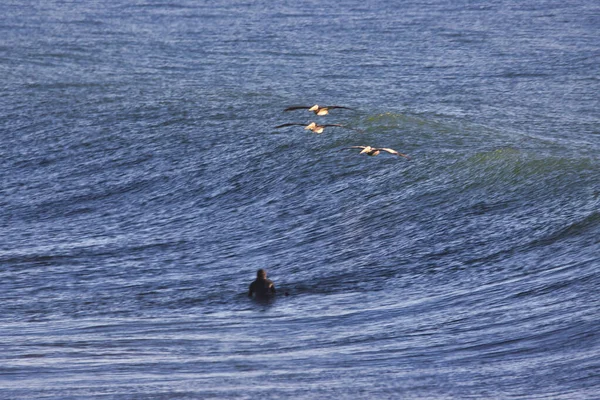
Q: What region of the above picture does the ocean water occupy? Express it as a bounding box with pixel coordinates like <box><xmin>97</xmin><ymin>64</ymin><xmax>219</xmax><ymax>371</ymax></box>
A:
<box><xmin>1</xmin><ymin>0</ymin><xmax>599</xmax><ymax>398</ymax></box>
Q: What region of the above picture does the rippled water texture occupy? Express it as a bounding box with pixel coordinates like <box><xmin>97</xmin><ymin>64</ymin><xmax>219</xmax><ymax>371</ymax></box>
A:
<box><xmin>1</xmin><ymin>0</ymin><xmax>599</xmax><ymax>398</ymax></box>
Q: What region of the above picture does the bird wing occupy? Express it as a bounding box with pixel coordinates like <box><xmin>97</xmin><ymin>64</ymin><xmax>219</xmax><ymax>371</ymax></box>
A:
<box><xmin>275</xmin><ymin>123</ymin><xmax>307</xmax><ymax>128</ymax></box>
<box><xmin>325</xmin><ymin>106</ymin><xmax>354</xmax><ymax>110</ymax></box>
<box><xmin>284</xmin><ymin>106</ymin><xmax>310</xmax><ymax>111</ymax></box>
<box><xmin>380</xmin><ymin>148</ymin><xmax>411</xmax><ymax>159</ymax></box>
<box><xmin>343</xmin><ymin>146</ymin><xmax>367</xmax><ymax>150</ymax></box>
<box><xmin>322</xmin><ymin>124</ymin><xmax>364</xmax><ymax>133</ymax></box>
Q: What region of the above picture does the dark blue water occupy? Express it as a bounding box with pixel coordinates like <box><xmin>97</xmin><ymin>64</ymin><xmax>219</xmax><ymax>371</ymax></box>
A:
<box><xmin>1</xmin><ymin>0</ymin><xmax>599</xmax><ymax>398</ymax></box>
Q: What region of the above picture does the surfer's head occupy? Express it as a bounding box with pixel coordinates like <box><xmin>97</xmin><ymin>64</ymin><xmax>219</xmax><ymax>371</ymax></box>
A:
<box><xmin>257</xmin><ymin>269</ymin><xmax>267</xmax><ymax>279</ymax></box>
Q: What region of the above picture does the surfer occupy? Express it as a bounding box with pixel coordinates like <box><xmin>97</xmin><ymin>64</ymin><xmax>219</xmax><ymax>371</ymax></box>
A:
<box><xmin>248</xmin><ymin>269</ymin><xmax>276</xmax><ymax>299</ymax></box>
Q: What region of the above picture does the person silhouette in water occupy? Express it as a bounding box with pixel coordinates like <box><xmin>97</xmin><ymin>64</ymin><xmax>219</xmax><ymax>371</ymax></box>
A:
<box><xmin>248</xmin><ymin>269</ymin><xmax>276</xmax><ymax>299</ymax></box>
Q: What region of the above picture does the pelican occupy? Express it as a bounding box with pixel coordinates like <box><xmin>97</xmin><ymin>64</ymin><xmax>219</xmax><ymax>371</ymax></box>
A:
<box><xmin>275</xmin><ymin>122</ymin><xmax>363</xmax><ymax>134</ymax></box>
<box><xmin>284</xmin><ymin>104</ymin><xmax>353</xmax><ymax>116</ymax></box>
<box><xmin>345</xmin><ymin>145</ymin><xmax>410</xmax><ymax>159</ymax></box>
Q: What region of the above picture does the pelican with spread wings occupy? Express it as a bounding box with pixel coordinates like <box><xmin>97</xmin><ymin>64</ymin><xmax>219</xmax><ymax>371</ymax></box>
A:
<box><xmin>344</xmin><ymin>146</ymin><xmax>411</xmax><ymax>159</ymax></box>
<box><xmin>284</xmin><ymin>104</ymin><xmax>354</xmax><ymax>116</ymax></box>
<box><xmin>275</xmin><ymin>122</ymin><xmax>363</xmax><ymax>134</ymax></box>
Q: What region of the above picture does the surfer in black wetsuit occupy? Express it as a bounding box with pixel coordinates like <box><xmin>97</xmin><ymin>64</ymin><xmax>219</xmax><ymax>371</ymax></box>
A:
<box><xmin>248</xmin><ymin>269</ymin><xmax>276</xmax><ymax>299</ymax></box>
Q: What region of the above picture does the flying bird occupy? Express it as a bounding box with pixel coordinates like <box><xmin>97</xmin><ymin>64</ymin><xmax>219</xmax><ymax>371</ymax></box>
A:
<box><xmin>344</xmin><ymin>145</ymin><xmax>411</xmax><ymax>159</ymax></box>
<box><xmin>275</xmin><ymin>122</ymin><xmax>363</xmax><ymax>134</ymax></box>
<box><xmin>284</xmin><ymin>104</ymin><xmax>354</xmax><ymax>116</ymax></box>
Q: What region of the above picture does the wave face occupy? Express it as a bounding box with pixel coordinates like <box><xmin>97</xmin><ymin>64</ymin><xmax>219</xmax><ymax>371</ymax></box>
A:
<box><xmin>1</xmin><ymin>0</ymin><xmax>599</xmax><ymax>398</ymax></box>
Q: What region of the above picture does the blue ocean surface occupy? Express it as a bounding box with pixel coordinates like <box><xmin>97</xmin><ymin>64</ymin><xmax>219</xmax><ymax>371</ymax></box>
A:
<box><xmin>1</xmin><ymin>0</ymin><xmax>599</xmax><ymax>398</ymax></box>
